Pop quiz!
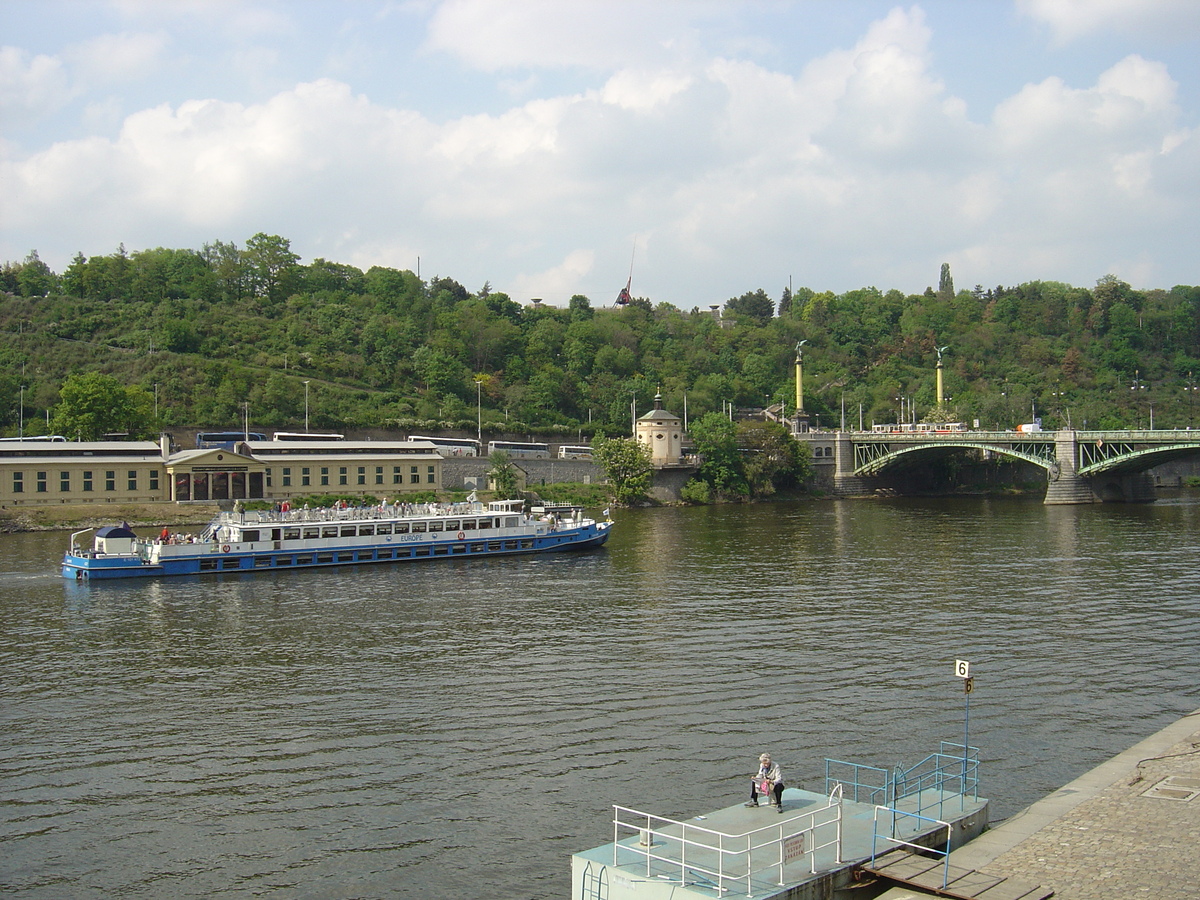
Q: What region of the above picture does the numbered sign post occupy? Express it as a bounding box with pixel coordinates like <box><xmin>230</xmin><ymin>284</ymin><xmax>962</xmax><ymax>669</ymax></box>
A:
<box><xmin>954</xmin><ymin>659</ymin><xmax>972</xmax><ymax>808</ymax></box>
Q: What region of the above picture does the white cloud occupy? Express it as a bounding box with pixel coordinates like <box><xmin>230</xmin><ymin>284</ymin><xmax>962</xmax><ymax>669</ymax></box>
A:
<box><xmin>0</xmin><ymin>46</ymin><xmax>71</xmax><ymax>122</ymax></box>
<box><xmin>63</xmin><ymin>31</ymin><xmax>169</xmax><ymax>87</ymax></box>
<box><xmin>1</xmin><ymin>4</ymin><xmax>1197</xmax><ymax>299</ymax></box>
<box><xmin>423</xmin><ymin>0</ymin><xmax>714</xmax><ymax>71</ymax></box>
<box><xmin>1017</xmin><ymin>0</ymin><xmax>1200</xmax><ymax>44</ymax></box>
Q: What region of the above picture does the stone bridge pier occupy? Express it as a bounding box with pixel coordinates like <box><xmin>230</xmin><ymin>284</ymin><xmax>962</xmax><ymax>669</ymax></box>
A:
<box><xmin>1044</xmin><ymin>431</ymin><xmax>1158</xmax><ymax>504</ymax></box>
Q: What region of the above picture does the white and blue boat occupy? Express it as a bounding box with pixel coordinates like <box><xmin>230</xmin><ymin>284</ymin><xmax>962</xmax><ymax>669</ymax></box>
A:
<box><xmin>62</xmin><ymin>499</ymin><xmax>612</xmax><ymax>580</ymax></box>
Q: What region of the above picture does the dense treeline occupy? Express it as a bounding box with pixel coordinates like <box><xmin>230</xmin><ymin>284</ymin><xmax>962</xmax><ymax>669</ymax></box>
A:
<box><xmin>2</xmin><ymin>235</ymin><xmax>1199</xmax><ymax>439</ymax></box>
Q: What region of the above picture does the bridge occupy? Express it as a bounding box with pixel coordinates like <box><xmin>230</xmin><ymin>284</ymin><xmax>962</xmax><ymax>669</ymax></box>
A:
<box><xmin>812</xmin><ymin>430</ymin><xmax>1200</xmax><ymax>504</ymax></box>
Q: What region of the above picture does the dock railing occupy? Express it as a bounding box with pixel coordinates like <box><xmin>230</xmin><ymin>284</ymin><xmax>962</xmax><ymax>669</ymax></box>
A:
<box><xmin>827</xmin><ymin>742</ymin><xmax>979</xmax><ymax>820</ymax></box>
<box><xmin>893</xmin><ymin>741</ymin><xmax>979</xmax><ymax>819</ymax></box>
<box><xmin>612</xmin><ymin>784</ymin><xmax>844</xmax><ymax>896</ymax></box>
<box><xmin>870</xmin><ymin>806</ymin><xmax>953</xmax><ymax>890</ymax></box>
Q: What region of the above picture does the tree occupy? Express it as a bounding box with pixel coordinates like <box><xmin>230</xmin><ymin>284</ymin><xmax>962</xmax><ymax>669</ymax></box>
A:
<box><xmin>243</xmin><ymin>233</ymin><xmax>300</xmax><ymax>302</ymax></box>
<box><xmin>688</xmin><ymin>412</ymin><xmax>747</xmax><ymax>497</ymax></box>
<box><xmin>487</xmin><ymin>449</ymin><xmax>521</xmax><ymax>499</ymax></box>
<box><xmin>737</xmin><ymin>421</ymin><xmax>811</xmax><ymax>496</ymax></box>
<box><xmin>725</xmin><ymin>288</ymin><xmax>774</xmax><ymax>325</ymax></box>
<box><xmin>592</xmin><ymin>436</ymin><xmax>652</xmax><ymax>504</ymax></box>
<box><xmin>938</xmin><ymin>262</ymin><xmax>954</xmax><ymax>300</ymax></box>
<box><xmin>49</xmin><ymin>372</ymin><xmax>156</xmax><ymax>440</ymax></box>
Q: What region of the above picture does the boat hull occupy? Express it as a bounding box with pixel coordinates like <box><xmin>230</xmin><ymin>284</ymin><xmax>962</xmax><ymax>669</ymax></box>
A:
<box><xmin>64</xmin><ymin>521</ymin><xmax>611</xmax><ymax>581</ymax></box>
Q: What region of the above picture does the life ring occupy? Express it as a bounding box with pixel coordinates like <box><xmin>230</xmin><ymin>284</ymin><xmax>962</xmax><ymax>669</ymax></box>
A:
<box><xmin>457</xmin><ymin>531</ymin><xmax>465</xmax><ymax>540</ymax></box>
<box><xmin>222</xmin><ymin>544</ymin><xmax>231</xmax><ymax>553</ymax></box>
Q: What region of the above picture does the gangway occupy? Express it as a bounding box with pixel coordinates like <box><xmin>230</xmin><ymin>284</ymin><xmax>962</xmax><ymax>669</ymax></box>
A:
<box><xmin>860</xmin><ymin>847</ymin><xmax>1053</xmax><ymax>899</ymax></box>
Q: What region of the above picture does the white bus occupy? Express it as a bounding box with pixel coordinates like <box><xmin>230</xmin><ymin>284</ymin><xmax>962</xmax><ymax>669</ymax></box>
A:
<box><xmin>557</xmin><ymin>445</ymin><xmax>593</xmax><ymax>460</ymax></box>
<box><xmin>408</xmin><ymin>435</ymin><xmax>482</xmax><ymax>457</ymax></box>
<box><xmin>487</xmin><ymin>440</ymin><xmax>551</xmax><ymax>459</ymax></box>
<box><xmin>272</xmin><ymin>432</ymin><xmax>345</xmax><ymax>441</ymax></box>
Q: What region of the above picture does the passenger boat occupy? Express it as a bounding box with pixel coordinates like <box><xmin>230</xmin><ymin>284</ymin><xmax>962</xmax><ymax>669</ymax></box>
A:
<box><xmin>62</xmin><ymin>499</ymin><xmax>612</xmax><ymax>580</ymax></box>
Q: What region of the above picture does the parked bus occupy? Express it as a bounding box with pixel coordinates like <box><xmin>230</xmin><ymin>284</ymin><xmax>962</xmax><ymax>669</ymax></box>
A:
<box><xmin>195</xmin><ymin>431</ymin><xmax>267</xmax><ymax>449</ymax></box>
<box><xmin>487</xmin><ymin>440</ymin><xmax>551</xmax><ymax>459</ymax></box>
<box><xmin>0</xmin><ymin>435</ymin><xmax>67</xmax><ymax>442</ymax></box>
<box><xmin>408</xmin><ymin>435</ymin><xmax>482</xmax><ymax>457</ymax></box>
<box><xmin>271</xmin><ymin>432</ymin><xmax>345</xmax><ymax>441</ymax></box>
<box><xmin>557</xmin><ymin>445</ymin><xmax>593</xmax><ymax>459</ymax></box>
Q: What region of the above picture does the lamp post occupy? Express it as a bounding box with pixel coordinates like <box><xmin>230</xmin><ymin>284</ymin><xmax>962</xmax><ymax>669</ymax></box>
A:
<box><xmin>1131</xmin><ymin>370</ymin><xmax>1146</xmax><ymax>429</ymax></box>
<box><xmin>154</xmin><ymin>383</ymin><xmax>159</xmax><ymax>421</ymax></box>
<box><xmin>1185</xmin><ymin>372</ymin><xmax>1197</xmax><ymax>429</ymax></box>
<box><xmin>303</xmin><ymin>381</ymin><xmax>310</xmax><ymax>431</ymax></box>
<box><xmin>19</xmin><ymin>385</ymin><xmax>25</xmax><ymax>438</ymax></box>
<box><xmin>475</xmin><ymin>377</ymin><xmax>483</xmax><ymax>445</ymax></box>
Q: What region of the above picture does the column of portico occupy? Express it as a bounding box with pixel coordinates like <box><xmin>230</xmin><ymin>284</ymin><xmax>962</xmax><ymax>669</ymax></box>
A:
<box><xmin>1043</xmin><ymin>431</ymin><xmax>1096</xmax><ymax>505</ymax></box>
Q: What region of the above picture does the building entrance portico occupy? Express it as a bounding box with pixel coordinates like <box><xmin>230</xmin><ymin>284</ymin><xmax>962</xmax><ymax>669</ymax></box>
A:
<box><xmin>166</xmin><ymin>449</ymin><xmax>267</xmax><ymax>502</ymax></box>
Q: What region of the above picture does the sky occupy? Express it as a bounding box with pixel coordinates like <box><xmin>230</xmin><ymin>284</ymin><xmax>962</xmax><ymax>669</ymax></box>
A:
<box><xmin>2</xmin><ymin>1</ymin><xmax>1199</xmax><ymax>308</ymax></box>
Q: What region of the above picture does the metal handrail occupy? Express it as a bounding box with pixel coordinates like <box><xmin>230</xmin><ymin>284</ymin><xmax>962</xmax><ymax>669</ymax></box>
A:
<box><xmin>870</xmin><ymin>805</ymin><xmax>953</xmax><ymax>890</ymax></box>
<box><xmin>612</xmin><ymin>784</ymin><xmax>844</xmax><ymax>896</ymax></box>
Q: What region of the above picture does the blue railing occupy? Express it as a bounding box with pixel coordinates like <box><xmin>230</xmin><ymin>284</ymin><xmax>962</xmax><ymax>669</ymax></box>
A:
<box><xmin>825</xmin><ymin>741</ymin><xmax>979</xmax><ymax>818</ymax></box>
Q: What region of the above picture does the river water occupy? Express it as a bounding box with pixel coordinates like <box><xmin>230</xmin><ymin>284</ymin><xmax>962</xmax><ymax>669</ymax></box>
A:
<box><xmin>2</xmin><ymin>497</ymin><xmax>1198</xmax><ymax>899</ymax></box>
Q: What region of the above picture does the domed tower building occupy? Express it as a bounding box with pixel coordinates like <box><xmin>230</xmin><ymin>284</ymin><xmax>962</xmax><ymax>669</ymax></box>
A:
<box><xmin>635</xmin><ymin>391</ymin><xmax>685</xmax><ymax>466</ymax></box>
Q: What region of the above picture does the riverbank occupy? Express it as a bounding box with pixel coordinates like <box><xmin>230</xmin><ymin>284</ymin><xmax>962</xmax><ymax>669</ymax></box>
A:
<box><xmin>0</xmin><ymin>502</ymin><xmax>221</xmax><ymax>533</ymax></box>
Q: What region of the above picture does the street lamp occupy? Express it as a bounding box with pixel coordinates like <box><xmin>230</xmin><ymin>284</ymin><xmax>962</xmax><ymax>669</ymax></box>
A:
<box><xmin>19</xmin><ymin>385</ymin><xmax>25</xmax><ymax>438</ymax></box>
<box><xmin>303</xmin><ymin>380</ymin><xmax>310</xmax><ymax>431</ymax></box>
<box><xmin>475</xmin><ymin>377</ymin><xmax>484</xmax><ymax>445</ymax></box>
<box><xmin>1185</xmin><ymin>372</ymin><xmax>1197</xmax><ymax>429</ymax></box>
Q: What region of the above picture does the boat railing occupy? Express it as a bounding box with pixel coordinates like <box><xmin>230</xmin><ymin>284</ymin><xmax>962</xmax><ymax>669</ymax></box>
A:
<box><xmin>214</xmin><ymin>501</ymin><xmax>510</xmax><ymax>527</ymax></box>
<box><xmin>612</xmin><ymin>783</ymin><xmax>844</xmax><ymax>895</ymax></box>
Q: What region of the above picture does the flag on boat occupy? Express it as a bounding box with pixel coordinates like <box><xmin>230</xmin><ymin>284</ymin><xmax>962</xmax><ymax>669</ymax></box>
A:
<box><xmin>603</xmin><ymin>507</ymin><xmax>610</xmax><ymax>518</ymax></box>
<box><xmin>467</xmin><ymin>491</ymin><xmax>477</xmax><ymax>502</ymax></box>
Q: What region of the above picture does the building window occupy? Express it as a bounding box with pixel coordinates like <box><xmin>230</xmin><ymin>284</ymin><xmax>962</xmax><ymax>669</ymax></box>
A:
<box><xmin>60</xmin><ymin>471</ymin><xmax>71</xmax><ymax>492</ymax></box>
<box><xmin>339</xmin><ymin>466</ymin><xmax>348</xmax><ymax>486</ymax></box>
<box><xmin>37</xmin><ymin>471</ymin><xmax>47</xmax><ymax>493</ymax></box>
<box><xmin>375</xmin><ymin>466</ymin><xmax>384</xmax><ymax>485</ymax></box>
<box><xmin>393</xmin><ymin>466</ymin><xmax>402</xmax><ymax>485</ymax></box>
<box><xmin>302</xmin><ymin>466</ymin><xmax>310</xmax><ymax>487</ymax></box>
<box><xmin>321</xmin><ymin>466</ymin><xmax>329</xmax><ymax>486</ymax></box>
<box><xmin>357</xmin><ymin>466</ymin><xmax>366</xmax><ymax>485</ymax></box>
<box><xmin>282</xmin><ymin>466</ymin><xmax>292</xmax><ymax>487</ymax></box>
<box><xmin>82</xmin><ymin>470</ymin><xmax>93</xmax><ymax>492</ymax></box>
<box><xmin>426</xmin><ymin>465</ymin><xmax>435</xmax><ymax>484</ymax></box>
<box><xmin>410</xmin><ymin>465</ymin><xmax>420</xmax><ymax>484</ymax></box>
<box><xmin>12</xmin><ymin>472</ymin><xmax>23</xmax><ymax>493</ymax></box>
<box><xmin>149</xmin><ymin>470</ymin><xmax>160</xmax><ymax>491</ymax></box>
<box><xmin>105</xmin><ymin>470</ymin><xmax>115</xmax><ymax>491</ymax></box>
<box><xmin>128</xmin><ymin>470</ymin><xmax>138</xmax><ymax>491</ymax></box>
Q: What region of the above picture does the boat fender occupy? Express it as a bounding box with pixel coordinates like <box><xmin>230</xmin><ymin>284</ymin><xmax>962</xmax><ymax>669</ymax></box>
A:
<box><xmin>222</xmin><ymin>544</ymin><xmax>231</xmax><ymax>553</ymax></box>
<box><xmin>457</xmin><ymin>531</ymin><xmax>465</xmax><ymax>540</ymax></box>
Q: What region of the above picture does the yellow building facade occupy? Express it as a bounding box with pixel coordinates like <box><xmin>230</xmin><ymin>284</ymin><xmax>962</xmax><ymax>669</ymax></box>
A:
<box><xmin>0</xmin><ymin>438</ymin><xmax>444</xmax><ymax>506</ymax></box>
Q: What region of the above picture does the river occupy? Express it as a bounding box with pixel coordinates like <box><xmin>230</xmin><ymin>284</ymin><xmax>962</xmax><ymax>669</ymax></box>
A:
<box><xmin>2</xmin><ymin>497</ymin><xmax>1198</xmax><ymax>899</ymax></box>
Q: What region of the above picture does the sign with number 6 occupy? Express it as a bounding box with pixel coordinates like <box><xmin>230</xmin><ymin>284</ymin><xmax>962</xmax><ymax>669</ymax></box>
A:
<box><xmin>955</xmin><ymin>659</ymin><xmax>971</xmax><ymax>678</ymax></box>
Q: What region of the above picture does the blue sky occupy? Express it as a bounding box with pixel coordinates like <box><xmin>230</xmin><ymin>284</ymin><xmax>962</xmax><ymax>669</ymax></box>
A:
<box><xmin>2</xmin><ymin>1</ymin><xmax>1198</xmax><ymax>307</ymax></box>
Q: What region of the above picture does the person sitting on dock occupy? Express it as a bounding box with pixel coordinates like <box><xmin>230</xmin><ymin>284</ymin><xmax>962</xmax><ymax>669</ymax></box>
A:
<box><xmin>745</xmin><ymin>752</ymin><xmax>784</xmax><ymax>812</ymax></box>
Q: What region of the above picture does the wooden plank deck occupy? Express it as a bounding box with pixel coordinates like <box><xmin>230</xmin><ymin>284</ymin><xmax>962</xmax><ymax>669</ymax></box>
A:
<box><xmin>861</xmin><ymin>849</ymin><xmax>1053</xmax><ymax>900</ymax></box>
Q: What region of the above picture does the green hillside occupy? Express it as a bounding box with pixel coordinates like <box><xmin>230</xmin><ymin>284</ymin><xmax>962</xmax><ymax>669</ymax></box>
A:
<box><xmin>3</xmin><ymin>236</ymin><xmax>1198</xmax><ymax>438</ymax></box>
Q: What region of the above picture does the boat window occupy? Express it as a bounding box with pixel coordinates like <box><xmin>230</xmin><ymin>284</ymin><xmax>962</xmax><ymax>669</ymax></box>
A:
<box><xmin>395</xmin><ymin>523</ymin><xmax>409</xmax><ymax>534</ymax></box>
<box><xmin>200</xmin><ymin>558</ymin><xmax>218</xmax><ymax>570</ymax></box>
<box><xmin>462</xmin><ymin>520</ymin><xmax>477</xmax><ymax>530</ymax></box>
<box><xmin>411</xmin><ymin>522</ymin><xmax>426</xmax><ymax>533</ymax></box>
<box><xmin>488</xmin><ymin>541</ymin><xmax>502</xmax><ymax>551</ymax></box>
<box><xmin>376</xmin><ymin>523</ymin><xmax>392</xmax><ymax>535</ymax></box>
<box><xmin>337</xmin><ymin>552</ymin><xmax>354</xmax><ymax>562</ymax></box>
<box><xmin>254</xmin><ymin>557</ymin><xmax>271</xmax><ymax>568</ymax></box>
<box><xmin>317</xmin><ymin>553</ymin><xmax>334</xmax><ymax>563</ymax></box>
<box><xmin>444</xmin><ymin>520</ymin><xmax>459</xmax><ymax>530</ymax></box>
<box><xmin>283</xmin><ymin>528</ymin><xmax>301</xmax><ymax>540</ymax></box>
<box><xmin>478</xmin><ymin>518</ymin><xmax>493</xmax><ymax>529</ymax></box>
<box><xmin>340</xmin><ymin>526</ymin><xmax>357</xmax><ymax>537</ymax></box>
<box><xmin>359</xmin><ymin>525</ymin><xmax>374</xmax><ymax>536</ymax></box>
<box><xmin>503</xmin><ymin>517</ymin><xmax>518</xmax><ymax>528</ymax></box>
<box><xmin>303</xmin><ymin>527</ymin><xmax>320</xmax><ymax>539</ymax></box>
<box><xmin>427</xmin><ymin>521</ymin><xmax>443</xmax><ymax>532</ymax></box>
<box><xmin>433</xmin><ymin>546</ymin><xmax>449</xmax><ymax>556</ymax></box>
<box><xmin>414</xmin><ymin>547</ymin><xmax>430</xmax><ymax>557</ymax></box>
<box><xmin>322</xmin><ymin>526</ymin><xmax>339</xmax><ymax>538</ymax></box>
<box><xmin>296</xmin><ymin>555</ymin><xmax>313</xmax><ymax>565</ymax></box>
<box><xmin>470</xmin><ymin>543</ymin><xmax>485</xmax><ymax>552</ymax></box>
<box><xmin>240</xmin><ymin>530</ymin><xmax>260</xmax><ymax>542</ymax></box>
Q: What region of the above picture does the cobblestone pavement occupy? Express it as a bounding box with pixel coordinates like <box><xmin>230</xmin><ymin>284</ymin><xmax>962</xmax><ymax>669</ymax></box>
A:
<box><xmin>949</xmin><ymin>711</ymin><xmax>1200</xmax><ymax>900</ymax></box>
